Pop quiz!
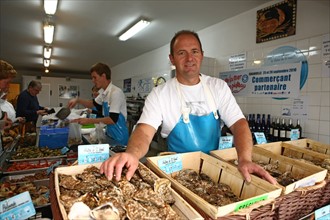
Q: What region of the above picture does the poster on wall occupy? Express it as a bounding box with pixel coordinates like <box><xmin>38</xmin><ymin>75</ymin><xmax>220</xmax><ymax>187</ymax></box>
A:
<box><xmin>123</xmin><ymin>78</ymin><xmax>131</xmax><ymax>93</ymax></box>
<box><xmin>256</xmin><ymin>0</ymin><xmax>297</xmax><ymax>43</ymax></box>
<box><xmin>136</xmin><ymin>78</ymin><xmax>153</xmax><ymax>93</ymax></box>
<box><xmin>229</xmin><ymin>52</ymin><xmax>247</xmax><ymax>70</ymax></box>
<box><xmin>59</xmin><ymin>85</ymin><xmax>79</xmax><ymax>99</ymax></box>
<box><xmin>219</xmin><ymin>63</ymin><xmax>301</xmax><ymax>98</ymax></box>
<box><xmin>322</xmin><ymin>33</ymin><xmax>330</xmax><ymax>77</ymax></box>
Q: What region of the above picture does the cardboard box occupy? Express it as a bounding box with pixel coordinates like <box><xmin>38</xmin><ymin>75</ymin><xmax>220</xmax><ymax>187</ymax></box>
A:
<box><xmin>284</xmin><ymin>139</ymin><xmax>330</xmax><ymax>155</ymax></box>
<box><xmin>210</xmin><ymin>147</ymin><xmax>327</xmax><ymax>195</ymax></box>
<box><xmin>54</xmin><ymin>162</ymin><xmax>203</xmax><ymax>220</ymax></box>
<box><xmin>146</xmin><ymin>152</ymin><xmax>282</xmax><ymax>219</ymax></box>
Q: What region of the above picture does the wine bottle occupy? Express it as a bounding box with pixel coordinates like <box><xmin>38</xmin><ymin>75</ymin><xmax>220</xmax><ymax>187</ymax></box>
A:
<box><xmin>295</xmin><ymin>119</ymin><xmax>302</xmax><ymax>139</ymax></box>
<box><xmin>273</xmin><ymin>118</ymin><xmax>280</xmax><ymax>141</ymax></box>
<box><xmin>256</xmin><ymin>114</ymin><xmax>262</xmax><ymax>132</ymax></box>
<box><xmin>266</xmin><ymin>114</ymin><xmax>271</xmax><ymax>141</ymax></box>
<box><xmin>279</xmin><ymin>118</ymin><xmax>287</xmax><ymax>141</ymax></box>
<box><xmin>286</xmin><ymin>118</ymin><xmax>294</xmax><ymax>141</ymax></box>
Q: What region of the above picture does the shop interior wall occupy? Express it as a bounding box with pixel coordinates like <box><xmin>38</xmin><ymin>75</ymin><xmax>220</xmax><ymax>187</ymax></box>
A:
<box><xmin>111</xmin><ymin>0</ymin><xmax>330</xmax><ymax>144</ymax></box>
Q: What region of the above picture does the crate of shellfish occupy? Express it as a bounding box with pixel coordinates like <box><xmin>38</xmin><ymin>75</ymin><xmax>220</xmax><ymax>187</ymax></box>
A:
<box><xmin>255</xmin><ymin>142</ymin><xmax>330</xmax><ymax>178</ymax></box>
<box><xmin>210</xmin><ymin>147</ymin><xmax>327</xmax><ymax>195</ymax></box>
<box><xmin>54</xmin><ymin>162</ymin><xmax>203</xmax><ymax>220</ymax></box>
<box><xmin>146</xmin><ymin>151</ymin><xmax>282</xmax><ymax>219</ymax></box>
<box><xmin>284</xmin><ymin>139</ymin><xmax>330</xmax><ymax>155</ymax></box>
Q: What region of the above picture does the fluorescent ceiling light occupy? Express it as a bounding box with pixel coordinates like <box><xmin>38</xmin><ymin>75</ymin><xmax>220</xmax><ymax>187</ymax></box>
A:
<box><xmin>44</xmin><ymin>59</ymin><xmax>50</xmax><ymax>67</ymax></box>
<box><xmin>44</xmin><ymin>24</ymin><xmax>54</xmax><ymax>44</ymax></box>
<box><xmin>44</xmin><ymin>0</ymin><xmax>58</xmax><ymax>15</ymax></box>
<box><xmin>43</xmin><ymin>46</ymin><xmax>52</xmax><ymax>59</ymax></box>
<box><xmin>119</xmin><ymin>19</ymin><xmax>150</xmax><ymax>41</ymax></box>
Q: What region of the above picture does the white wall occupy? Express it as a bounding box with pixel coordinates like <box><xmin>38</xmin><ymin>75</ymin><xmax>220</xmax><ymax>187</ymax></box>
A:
<box><xmin>111</xmin><ymin>0</ymin><xmax>330</xmax><ymax>144</ymax></box>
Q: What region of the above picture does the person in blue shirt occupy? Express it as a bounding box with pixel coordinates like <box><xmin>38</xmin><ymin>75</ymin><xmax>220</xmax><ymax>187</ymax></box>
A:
<box><xmin>16</xmin><ymin>80</ymin><xmax>48</xmax><ymax>124</ymax></box>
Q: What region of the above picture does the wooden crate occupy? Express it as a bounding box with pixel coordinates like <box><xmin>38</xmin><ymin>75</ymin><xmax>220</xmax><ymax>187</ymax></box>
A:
<box><xmin>284</xmin><ymin>139</ymin><xmax>330</xmax><ymax>155</ymax></box>
<box><xmin>210</xmin><ymin>147</ymin><xmax>327</xmax><ymax>195</ymax></box>
<box><xmin>146</xmin><ymin>152</ymin><xmax>282</xmax><ymax>219</ymax></box>
<box><xmin>54</xmin><ymin>162</ymin><xmax>203</xmax><ymax>220</ymax></box>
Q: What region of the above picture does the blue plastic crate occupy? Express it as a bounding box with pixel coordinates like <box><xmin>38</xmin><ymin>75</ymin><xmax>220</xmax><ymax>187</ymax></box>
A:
<box><xmin>39</xmin><ymin>126</ymin><xmax>69</xmax><ymax>149</ymax></box>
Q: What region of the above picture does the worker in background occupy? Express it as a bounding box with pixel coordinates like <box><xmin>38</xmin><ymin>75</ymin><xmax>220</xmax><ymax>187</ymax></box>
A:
<box><xmin>68</xmin><ymin>62</ymin><xmax>129</xmax><ymax>146</ymax></box>
<box><xmin>100</xmin><ymin>30</ymin><xmax>276</xmax><ymax>185</ymax></box>
<box><xmin>16</xmin><ymin>80</ymin><xmax>49</xmax><ymax>124</ymax></box>
<box><xmin>0</xmin><ymin>93</ymin><xmax>25</xmax><ymax>123</ymax></box>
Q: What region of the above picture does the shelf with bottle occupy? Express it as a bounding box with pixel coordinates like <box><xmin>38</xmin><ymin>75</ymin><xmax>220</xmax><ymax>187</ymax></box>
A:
<box><xmin>247</xmin><ymin>113</ymin><xmax>303</xmax><ymax>144</ymax></box>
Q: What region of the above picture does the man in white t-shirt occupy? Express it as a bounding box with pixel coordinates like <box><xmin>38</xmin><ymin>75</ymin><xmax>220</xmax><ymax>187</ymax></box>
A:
<box><xmin>100</xmin><ymin>30</ymin><xmax>276</xmax><ymax>185</ymax></box>
<box><xmin>0</xmin><ymin>60</ymin><xmax>17</xmax><ymax>130</ymax></box>
<box><xmin>68</xmin><ymin>63</ymin><xmax>129</xmax><ymax>146</ymax></box>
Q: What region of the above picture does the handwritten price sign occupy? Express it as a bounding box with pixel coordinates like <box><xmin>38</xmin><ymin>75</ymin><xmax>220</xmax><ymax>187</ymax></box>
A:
<box><xmin>158</xmin><ymin>154</ymin><xmax>183</xmax><ymax>174</ymax></box>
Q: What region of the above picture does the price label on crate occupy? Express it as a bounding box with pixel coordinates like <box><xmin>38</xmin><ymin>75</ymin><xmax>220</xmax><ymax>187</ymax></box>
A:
<box><xmin>0</xmin><ymin>191</ymin><xmax>36</xmax><ymax>220</ymax></box>
<box><xmin>315</xmin><ymin>204</ymin><xmax>330</xmax><ymax>220</ymax></box>
<box><xmin>78</xmin><ymin>144</ymin><xmax>110</xmax><ymax>165</ymax></box>
<box><xmin>254</xmin><ymin>132</ymin><xmax>267</xmax><ymax>144</ymax></box>
<box><xmin>158</xmin><ymin>154</ymin><xmax>183</xmax><ymax>174</ymax></box>
<box><xmin>234</xmin><ymin>194</ymin><xmax>268</xmax><ymax>211</ymax></box>
<box><xmin>61</xmin><ymin>146</ymin><xmax>70</xmax><ymax>154</ymax></box>
<box><xmin>218</xmin><ymin>136</ymin><xmax>233</xmax><ymax>149</ymax></box>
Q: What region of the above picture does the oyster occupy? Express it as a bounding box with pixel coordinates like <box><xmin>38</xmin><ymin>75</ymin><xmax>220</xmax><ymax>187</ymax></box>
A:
<box><xmin>154</xmin><ymin>178</ymin><xmax>175</xmax><ymax>205</ymax></box>
<box><xmin>90</xmin><ymin>202</ymin><xmax>120</xmax><ymax>220</ymax></box>
<box><xmin>58</xmin><ymin>165</ymin><xmax>180</xmax><ymax>219</ymax></box>
<box><xmin>59</xmin><ymin>174</ymin><xmax>81</xmax><ymax>189</ymax></box>
<box><xmin>174</xmin><ymin>169</ymin><xmax>240</xmax><ymax>206</ymax></box>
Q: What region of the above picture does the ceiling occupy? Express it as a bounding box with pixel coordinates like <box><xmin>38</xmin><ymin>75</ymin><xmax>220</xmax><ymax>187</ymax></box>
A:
<box><xmin>0</xmin><ymin>0</ymin><xmax>270</xmax><ymax>76</ymax></box>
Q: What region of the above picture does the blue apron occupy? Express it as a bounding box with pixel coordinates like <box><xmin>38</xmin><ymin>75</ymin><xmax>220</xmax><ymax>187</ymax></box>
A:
<box><xmin>167</xmin><ymin>77</ymin><xmax>220</xmax><ymax>154</ymax></box>
<box><xmin>102</xmin><ymin>102</ymin><xmax>129</xmax><ymax>146</ymax></box>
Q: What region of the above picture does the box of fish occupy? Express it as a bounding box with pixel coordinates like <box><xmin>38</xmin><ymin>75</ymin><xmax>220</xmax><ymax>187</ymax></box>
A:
<box><xmin>146</xmin><ymin>151</ymin><xmax>282</xmax><ymax>219</ymax></box>
<box><xmin>255</xmin><ymin>142</ymin><xmax>330</xmax><ymax>179</ymax></box>
<box><xmin>283</xmin><ymin>139</ymin><xmax>330</xmax><ymax>155</ymax></box>
<box><xmin>54</xmin><ymin>162</ymin><xmax>203</xmax><ymax>220</ymax></box>
<box><xmin>210</xmin><ymin>147</ymin><xmax>327</xmax><ymax>195</ymax></box>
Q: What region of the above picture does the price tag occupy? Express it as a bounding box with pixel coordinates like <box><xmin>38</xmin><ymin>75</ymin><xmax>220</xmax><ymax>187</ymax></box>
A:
<box><xmin>315</xmin><ymin>204</ymin><xmax>330</xmax><ymax>220</ymax></box>
<box><xmin>78</xmin><ymin>144</ymin><xmax>110</xmax><ymax>165</ymax></box>
<box><xmin>0</xmin><ymin>191</ymin><xmax>36</xmax><ymax>220</ymax></box>
<box><xmin>290</xmin><ymin>129</ymin><xmax>299</xmax><ymax>140</ymax></box>
<box><xmin>235</xmin><ymin>195</ymin><xmax>268</xmax><ymax>211</ymax></box>
<box><xmin>158</xmin><ymin>154</ymin><xmax>182</xmax><ymax>174</ymax></box>
<box><xmin>61</xmin><ymin>146</ymin><xmax>70</xmax><ymax>154</ymax></box>
<box><xmin>219</xmin><ymin>136</ymin><xmax>233</xmax><ymax>149</ymax></box>
<box><xmin>47</xmin><ymin>160</ymin><xmax>62</xmax><ymax>175</ymax></box>
<box><xmin>254</xmin><ymin>132</ymin><xmax>267</xmax><ymax>144</ymax></box>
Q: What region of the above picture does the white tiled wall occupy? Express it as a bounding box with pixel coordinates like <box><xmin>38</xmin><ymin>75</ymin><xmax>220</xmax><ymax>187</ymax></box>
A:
<box><xmin>112</xmin><ymin>0</ymin><xmax>330</xmax><ymax>144</ymax></box>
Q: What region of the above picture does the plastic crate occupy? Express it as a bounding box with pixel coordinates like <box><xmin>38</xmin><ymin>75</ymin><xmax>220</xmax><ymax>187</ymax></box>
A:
<box><xmin>39</xmin><ymin>126</ymin><xmax>69</xmax><ymax>149</ymax></box>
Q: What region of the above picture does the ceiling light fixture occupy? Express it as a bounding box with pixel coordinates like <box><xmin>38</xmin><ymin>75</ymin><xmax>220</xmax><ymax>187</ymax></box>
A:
<box><xmin>43</xmin><ymin>46</ymin><xmax>52</xmax><ymax>59</ymax></box>
<box><xmin>119</xmin><ymin>19</ymin><xmax>150</xmax><ymax>41</ymax></box>
<box><xmin>45</xmin><ymin>68</ymin><xmax>49</xmax><ymax>73</ymax></box>
<box><xmin>44</xmin><ymin>0</ymin><xmax>58</xmax><ymax>15</ymax></box>
<box><xmin>44</xmin><ymin>23</ymin><xmax>54</xmax><ymax>44</ymax></box>
<box><xmin>44</xmin><ymin>59</ymin><xmax>50</xmax><ymax>67</ymax></box>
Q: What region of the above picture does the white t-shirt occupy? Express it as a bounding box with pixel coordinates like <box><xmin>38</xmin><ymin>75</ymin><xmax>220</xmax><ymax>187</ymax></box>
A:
<box><xmin>138</xmin><ymin>74</ymin><xmax>245</xmax><ymax>138</ymax></box>
<box><xmin>94</xmin><ymin>82</ymin><xmax>127</xmax><ymax>119</ymax></box>
<box><xmin>0</xmin><ymin>100</ymin><xmax>16</xmax><ymax>122</ymax></box>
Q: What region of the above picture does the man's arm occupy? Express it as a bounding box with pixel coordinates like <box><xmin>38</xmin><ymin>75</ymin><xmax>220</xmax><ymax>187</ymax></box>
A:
<box><xmin>230</xmin><ymin>118</ymin><xmax>253</xmax><ymax>163</ymax></box>
<box><xmin>67</xmin><ymin>98</ymin><xmax>94</xmax><ymax>108</ymax></box>
<box><xmin>230</xmin><ymin>118</ymin><xmax>277</xmax><ymax>184</ymax></box>
<box><xmin>100</xmin><ymin>123</ymin><xmax>156</xmax><ymax>181</ymax></box>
